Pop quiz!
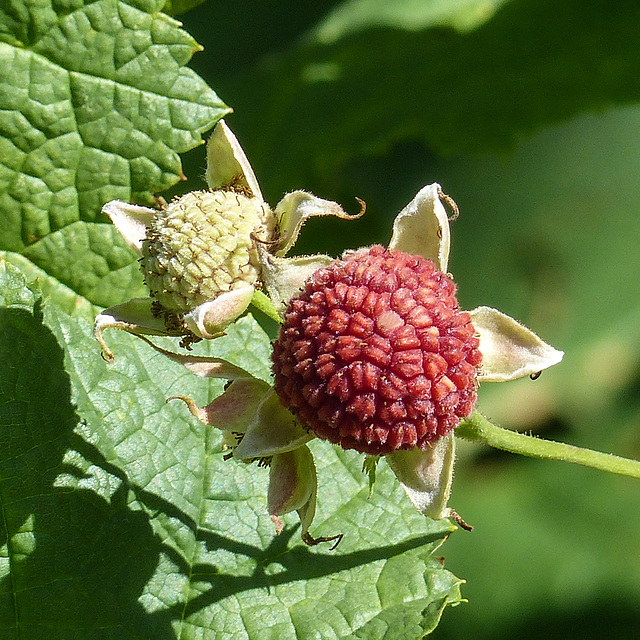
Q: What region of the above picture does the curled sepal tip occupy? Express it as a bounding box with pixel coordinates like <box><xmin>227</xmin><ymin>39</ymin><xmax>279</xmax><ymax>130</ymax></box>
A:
<box><xmin>274</xmin><ymin>191</ymin><xmax>365</xmax><ymax>257</ymax></box>
<box><xmin>284</xmin><ymin>450</ymin><xmax>342</xmax><ymax>549</ymax></box>
<box><xmin>168</xmin><ymin>378</ymin><xmax>271</xmax><ymax>430</ymax></box>
<box><xmin>94</xmin><ymin>298</ymin><xmax>175</xmax><ymax>361</ymax></box>
<box><xmin>167</xmin><ymin>395</ymin><xmax>212</xmax><ymax>425</ymax></box>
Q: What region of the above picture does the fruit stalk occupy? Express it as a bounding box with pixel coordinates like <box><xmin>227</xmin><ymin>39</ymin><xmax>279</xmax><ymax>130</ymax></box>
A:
<box><xmin>457</xmin><ymin>411</ymin><xmax>640</xmax><ymax>479</ymax></box>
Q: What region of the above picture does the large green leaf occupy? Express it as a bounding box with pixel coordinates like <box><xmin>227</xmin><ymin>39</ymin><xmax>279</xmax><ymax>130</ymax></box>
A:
<box><xmin>0</xmin><ymin>260</ymin><xmax>463</xmax><ymax>638</ymax></box>
<box><xmin>0</xmin><ymin>0</ymin><xmax>229</xmax><ymax>312</ymax></box>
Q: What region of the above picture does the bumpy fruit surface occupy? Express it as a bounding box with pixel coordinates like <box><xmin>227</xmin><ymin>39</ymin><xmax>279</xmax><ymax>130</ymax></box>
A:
<box><xmin>272</xmin><ymin>245</ymin><xmax>482</xmax><ymax>455</ymax></box>
<box><xmin>141</xmin><ymin>190</ymin><xmax>271</xmax><ymax>312</ymax></box>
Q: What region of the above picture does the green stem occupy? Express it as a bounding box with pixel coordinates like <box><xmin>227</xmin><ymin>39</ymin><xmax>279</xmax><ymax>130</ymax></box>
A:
<box><xmin>457</xmin><ymin>411</ymin><xmax>640</xmax><ymax>480</ymax></box>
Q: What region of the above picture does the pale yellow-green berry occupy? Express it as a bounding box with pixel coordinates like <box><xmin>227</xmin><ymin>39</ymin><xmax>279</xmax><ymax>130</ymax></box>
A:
<box><xmin>141</xmin><ymin>190</ymin><xmax>272</xmax><ymax>312</ymax></box>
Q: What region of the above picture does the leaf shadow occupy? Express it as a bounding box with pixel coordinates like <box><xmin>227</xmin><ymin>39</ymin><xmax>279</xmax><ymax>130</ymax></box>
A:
<box><xmin>0</xmin><ymin>303</ymin><xmax>449</xmax><ymax>636</ymax></box>
<box><xmin>180</xmin><ymin>528</ymin><xmax>447</xmax><ymax>618</ymax></box>
<box><xmin>74</xmin><ymin>432</ymin><xmax>448</xmax><ymax>625</ymax></box>
<box><xmin>0</xmin><ymin>305</ymin><xmax>174</xmax><ymax>638</ymax></box>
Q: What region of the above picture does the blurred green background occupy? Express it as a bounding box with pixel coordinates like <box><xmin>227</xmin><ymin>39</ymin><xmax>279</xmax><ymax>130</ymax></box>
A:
<box><xmin>171</xmin><ymin>1</ymin><xmax>640</xmax><ymax>637</ymax></box>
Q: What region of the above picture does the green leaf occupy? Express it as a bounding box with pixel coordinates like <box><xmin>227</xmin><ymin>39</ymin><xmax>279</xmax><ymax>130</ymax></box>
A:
<box><xmin>0</xmin><ymin>249</ymin><xmax>100</xmax><ymax>320</ymax></box>
<box><xmin>0</xmin><ymin>259</ymin><xmax>37</xmax><ymax>308</ymax></box>
<box><xmin>0</xmin><ymin>261</ymin><xmax>463</xmax><ymax>638</ymax></box>
<box><xmin>0</xmin><ymin>0</ymin><xmax>229</xmax><ymax>309</ymax></box>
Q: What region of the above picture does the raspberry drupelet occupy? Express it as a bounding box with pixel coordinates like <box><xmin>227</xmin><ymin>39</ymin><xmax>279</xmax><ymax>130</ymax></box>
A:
<box><xmin>272</xmin><ymin>245</ymin><xmax>483</xmax><ymax>456</ymax></box>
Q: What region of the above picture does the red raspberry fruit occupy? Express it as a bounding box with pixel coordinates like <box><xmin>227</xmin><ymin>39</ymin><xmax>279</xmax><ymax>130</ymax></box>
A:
<box><xmin>272</xmin><ymin>245</ymin><xmax>483</xmax><ymax>456</ymax></box>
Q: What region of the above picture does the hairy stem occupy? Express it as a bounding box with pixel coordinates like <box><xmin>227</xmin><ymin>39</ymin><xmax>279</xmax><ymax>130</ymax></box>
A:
<box><xmin>457</xmin><ymin>411</ymin><xmax>640</xmax><ymax>479</ymax></box>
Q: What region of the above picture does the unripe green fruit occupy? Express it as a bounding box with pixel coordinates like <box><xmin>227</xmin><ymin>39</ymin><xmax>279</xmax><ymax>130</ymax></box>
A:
<box><xmin>141</xmin><ymin>190</ymin><xmax>272</xmax><ymax>312</ymax></box>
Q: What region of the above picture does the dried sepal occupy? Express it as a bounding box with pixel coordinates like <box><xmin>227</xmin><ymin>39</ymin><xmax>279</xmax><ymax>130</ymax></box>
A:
<box><xmin>128</xmin><ymin>334</ymin><xmax>256</xmax><ymax>379</ymax></box>
<box><xmin>257</xmin><ymin>245</ymin><xmax>333</xmax><ymax>312</ymax></box>
<box><xmin>469</xmin><ymin>306</ymin><xmax>564</xmax><ymax>382</ymax></box>
<box><xmin>233</xmin><ymin>389</ymin><xmax>313</xmax><ymax>461</ymax></box>
<box><xmin>94</xmin><ymin>298</ymin><xmax>178</xmax><ymax>361</ymax></box>
<box><xmin>386</xmin><ymin>433</ymin><xmax>457</xmax><ymax>521</ymax></box>
<box><xmin>273</xmin><ymin>191</ymin><xmax>365</xmax><ymax>257</ymax></box>
<box><xmin>102</xmin><ymin>201</ymin><xmax>155</xmax><ymax>254</ymax></box>
<box><xmin>184</xmin><ymin>287</ymin><xmax>255</xmax><ymax>339</ymax></box>
<box><xmin>388</xmin><ymin>183</ymin><xmax>451</xmax><ymax>272</ymax></box>
<box><xmin>268</xmin><ymin>446</ymin><xmax>316</xmax><ymax>518</ymax></box>
<box><xmin>205</xmin><ymin>119</ymin><xmax>262</xmax><ymax>199</ymax></box>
